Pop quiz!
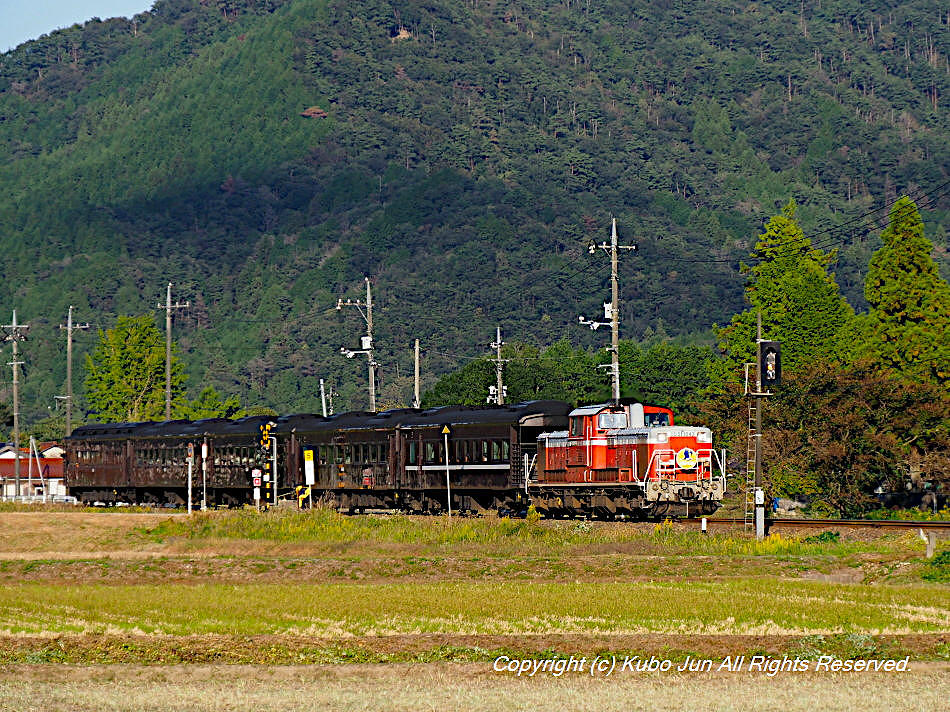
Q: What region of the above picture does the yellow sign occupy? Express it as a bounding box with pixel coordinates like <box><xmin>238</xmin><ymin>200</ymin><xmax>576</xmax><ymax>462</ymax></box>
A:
<box><xmin>304</xmin><ymin>450</ymin><xmax>314</xmax><ymax>462</ymax></box>
<box><xmin>675</xmin><ymin>447</ymin><xmax>698</xmax><ymax>470</ymax></box>
<box><xmin>441</xmin><ymin>425</ymin><xmax>451</xmax><ymax>435</ymax></box>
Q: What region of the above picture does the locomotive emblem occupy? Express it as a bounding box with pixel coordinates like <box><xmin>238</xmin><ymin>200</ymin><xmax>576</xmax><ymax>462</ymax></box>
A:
<box><xmin>675</xmin><ymin>447</ymin><xmax>698</xmax><ymax>470</ymax></box>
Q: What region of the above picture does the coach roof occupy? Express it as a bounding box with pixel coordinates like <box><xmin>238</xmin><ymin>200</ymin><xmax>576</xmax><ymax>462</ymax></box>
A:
<box><xmin>68</xmin><ymin>402</ymin><xmax>571</xmax><ymax>440</ymax></box>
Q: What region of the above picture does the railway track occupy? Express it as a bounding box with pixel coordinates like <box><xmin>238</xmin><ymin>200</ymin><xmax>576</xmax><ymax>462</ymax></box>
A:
<box><xmin>685</xmin><ymin>517</ymin><xmax>950</xmax><ymax>532</ymax></box>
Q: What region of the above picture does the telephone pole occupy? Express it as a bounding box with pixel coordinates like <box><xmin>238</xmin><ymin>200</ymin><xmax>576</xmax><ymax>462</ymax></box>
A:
<box><xmin>489</xmin><ymin>327</ymin><xmax>506</xmax><ymax>405</ymax></box>
<box><xmin>338</xmin><ymin>277</ymin><xmax>377</xmax><ymax>412</ymax></box>
<box><xmin>3</xmin><ymin>312</ymin><xmax>29</xmax><ymax>499</ymax></box>
<box><xmin>579</xmin><ymin>218</ymin><xmax>636</xmax><ymax>404</ymax></box>
<box><xmin>157</xmin><ymin>283</ymin><xmax>189</xmax><ymax>420</ymax></box>
<box><xmin>59</xmin><ymin>306</ymin><xmax>90</xmax><ymax>437</ymax></box>
<box><xmin>413</xmin><ymin>339</ymin><xmax>421</xmax><ymax>408</ymax></box>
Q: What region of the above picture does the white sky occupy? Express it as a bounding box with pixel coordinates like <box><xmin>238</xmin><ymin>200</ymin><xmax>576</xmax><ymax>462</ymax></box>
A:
<box><xmin>1</xmin><ymin>1</ymin><xmax>154</xmax><ymax>52</ymax></box>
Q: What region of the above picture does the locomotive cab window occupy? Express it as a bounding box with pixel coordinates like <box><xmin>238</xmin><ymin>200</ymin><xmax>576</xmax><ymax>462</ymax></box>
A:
<box><xmin>645</xmin><ymin>413</ymin><xmax>670</xmax><ymax>427</ymax></box>
<box><xmin>598</xmin><ymin>412</ymin><xmax>628</xmax><ymax>430</ymax></box>
<box><xmin>569</xmin><ymin>417</ymin><xmax>583</xmax><ymax>437</ymax></box>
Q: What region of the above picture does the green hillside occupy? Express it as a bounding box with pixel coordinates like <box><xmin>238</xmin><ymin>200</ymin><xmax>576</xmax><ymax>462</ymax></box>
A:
<box><xmin>0</xmin><ymin>0</ymin><xmax>947</xmax><ymax>420</ymax></box>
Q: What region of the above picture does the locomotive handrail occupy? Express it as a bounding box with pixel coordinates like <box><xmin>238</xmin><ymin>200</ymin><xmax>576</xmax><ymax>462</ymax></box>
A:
<box><xmin>645</xmin><ymin>448</ymin><xmax>722</xmax><ymax>481</ymax></box>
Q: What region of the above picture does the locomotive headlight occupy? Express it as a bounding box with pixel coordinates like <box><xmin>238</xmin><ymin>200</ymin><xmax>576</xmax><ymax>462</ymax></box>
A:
<box><xmin>654</xmin><ymin>433</ymin><xmax>668</xmax><ymax>443</ymax></box>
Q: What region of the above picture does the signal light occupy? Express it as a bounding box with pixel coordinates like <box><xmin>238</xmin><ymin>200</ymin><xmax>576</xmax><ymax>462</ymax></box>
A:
<box><xmin>758</xmin><ymin>341</ymin><xmax>781</xmax><ymax>389</ymax></box>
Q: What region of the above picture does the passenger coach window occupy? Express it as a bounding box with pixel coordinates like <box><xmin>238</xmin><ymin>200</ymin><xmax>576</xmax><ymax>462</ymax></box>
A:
<box><xmin>501</xmin><ymin>441</ymin><xmax>510</xmax><ymax>461</ymax></box>
<box><xmin>491</xmin><ymin>441</ymin><xmax>501</xmax><ymax>462</ymax></box>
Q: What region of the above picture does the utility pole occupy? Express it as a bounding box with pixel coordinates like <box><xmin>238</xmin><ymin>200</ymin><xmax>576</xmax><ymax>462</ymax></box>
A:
<box><xmin>157</xmin><ymin>283</ymin><xmax>189</xmax><ymax>420</ymax></box>
<box><xmin>579</xmin><ymin>218</ymin><xmax>636</xmax><ymax>404</ymax></box>
<box><xmin>2</xmin><ymin>312</ymin><xmax>29</xmax><ymax>499</ymax></box>
<box><xmin>489</xmin><ymin>327</ymin><xmax>506</xmax><ymax>405</ymax></box>
<box><xmin>320</xmin><ymin>378</ymin><xmax>328</xmax><ymax>418</ymax></box>
<box><xmin>337</xmin><ymin>277</ymin><xmax>377</xmax><ymax>412</ymax></box>
<box><xmin>59</xmin><ymin>306</ymin><xmax>90</xmax><ymax>437</ymax></box>
<box><xmin>413</xmin><ymin>339</ymin><xmax>421</xmax><ymax>408</ymax></box>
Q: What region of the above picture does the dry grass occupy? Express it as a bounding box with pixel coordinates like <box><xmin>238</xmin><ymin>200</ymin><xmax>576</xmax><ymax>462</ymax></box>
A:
<box><xmin>0</xmin><ymin>512</ymin><xmax>174</xmax><ymax>558</ymax></box>
<box><xmin>0</xmin><ymin>663</ymin><xmax>946</xmax><ymax>712</ymax></box>
<box><xmin>0</xmin><ymin>580</ymin><xmax>947</xmax><ymax>636</ymax></box>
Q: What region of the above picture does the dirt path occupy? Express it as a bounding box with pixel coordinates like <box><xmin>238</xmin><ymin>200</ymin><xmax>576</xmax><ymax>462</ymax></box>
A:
<box><xmin>0</xmin><ymin>662</ymin><xmax>947</xmax><ymax>712</ymax></box>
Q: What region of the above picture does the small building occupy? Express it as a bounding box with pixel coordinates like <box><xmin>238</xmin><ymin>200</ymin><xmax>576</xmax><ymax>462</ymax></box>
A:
<box><xmin>0</xmin><ymin>444</ymin><xmax>66</xmax><ymax>499</ymax></box>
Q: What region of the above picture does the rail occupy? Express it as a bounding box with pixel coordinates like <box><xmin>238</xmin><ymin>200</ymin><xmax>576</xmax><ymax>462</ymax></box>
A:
<box><xmin>682</xmin><ymin>517</ymin><xmax>950</xmax><ymax>532</ymax></box>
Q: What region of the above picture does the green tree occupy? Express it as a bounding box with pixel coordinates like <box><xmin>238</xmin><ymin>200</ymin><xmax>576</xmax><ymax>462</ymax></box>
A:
<box><xmin>716</xmin><ymin>200</ymin><xmax>856</xmax><ymax>376</ymax></box>
<box><xmin>176</xmin><ymin>386</ymin><xmax>244</xmax><ymax>419</ymax></box>
<box><xmin>422</xmin><ymin>358</ymin><xmax>494</xmax><ymax>407</ymax></box>
<box><xmin>243</xmin><ymin>405</ymin><xmax>278</xmax><ymax>417</ymax></box>
<box><xmin>764</xmin><ymin>362</ymin><xmax>950</xmax><ymax>515</ymax></box>
<box><xmin>84</xmin><ymin>315</ymin><xmax>185</xmax><ymax>422</ymax></box>
<box><xmin>622</xmin><ymin>342</ymin><xmax>717</xmax><ymax>419</ymax></box>
<box><xmin>862</xmin><ymin>197</ymin><xmax>950</xmax><ymax>388</ymax></box>
<box><xmin>26</xmin><ymin>413</ymin><xmax>68</xmax><ymax>442</ymax></box>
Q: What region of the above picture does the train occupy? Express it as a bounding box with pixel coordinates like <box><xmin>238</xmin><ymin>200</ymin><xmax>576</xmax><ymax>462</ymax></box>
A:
<box><xmin>65</xmin><ymin>399</ymin><xmax>726</xmax><ymax>518</ymax></box>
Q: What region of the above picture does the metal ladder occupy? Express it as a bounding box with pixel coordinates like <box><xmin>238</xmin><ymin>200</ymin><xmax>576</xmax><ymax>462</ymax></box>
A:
<box><xmin>745</xmin><ymin>398</ymin><xmax>757</xmax><ymax>529</ymax></box>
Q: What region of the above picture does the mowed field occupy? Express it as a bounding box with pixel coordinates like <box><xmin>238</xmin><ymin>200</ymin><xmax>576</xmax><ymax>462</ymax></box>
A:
<box><xmin>0</xmin><ymin>508</ymin><xmax>947</xmax><ymax>711</ymax></box>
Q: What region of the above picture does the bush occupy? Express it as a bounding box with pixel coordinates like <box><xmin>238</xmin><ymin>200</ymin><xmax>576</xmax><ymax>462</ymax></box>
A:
<box><xmin>922</xmin><ymin>551</ymin><xmax>950</xmax><ymax>583</ymax></box>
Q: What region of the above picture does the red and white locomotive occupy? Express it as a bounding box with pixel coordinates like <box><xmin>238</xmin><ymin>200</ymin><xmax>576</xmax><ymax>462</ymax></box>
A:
<box><xmin>531</xmin><ymin>401</ymin><xmax>725</xmax><ymax>518</ymax></box>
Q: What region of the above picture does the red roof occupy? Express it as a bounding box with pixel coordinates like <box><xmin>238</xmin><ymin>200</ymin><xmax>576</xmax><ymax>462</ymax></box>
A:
<box><xmin>0</xmin><ymin>457</ymin><xmax>63</xmax><ymax>478</ymax></box>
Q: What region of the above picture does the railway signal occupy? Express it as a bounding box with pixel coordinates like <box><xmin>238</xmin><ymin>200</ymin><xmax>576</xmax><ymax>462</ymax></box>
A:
<box><xmin>744</xmin><ymin>314</ymin><xmax>782</xmax><ymax>541</ymax></box>
<box><xmin>258</xmin><ymin>420</ymin><xmax>278</xmax><ymax>507</ymax></box>
<box><xmin>758</xmin><ymin>341</ymin><xmax>782</xmax><ymax>389</ymax></box>
<box><xmin>258</xmin><ymin>422</ymin><xmax>274</xmax><ymax>455</ymax></box>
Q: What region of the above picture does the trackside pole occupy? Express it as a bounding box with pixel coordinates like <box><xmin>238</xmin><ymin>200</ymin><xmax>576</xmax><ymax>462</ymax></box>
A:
<box><xmin>442</xmin><ymin>425</ymin><xmax>452</xmax><ymax>518</ymax></box>
<box><xmin>187</xmin><ymin>443</ymin><xmax>194</xmax><ymax>514</ymax></box>
<box><xmin>201</xmin><ymin>440</ymin><xmax>208</xmax><ymax>511</ymax></box>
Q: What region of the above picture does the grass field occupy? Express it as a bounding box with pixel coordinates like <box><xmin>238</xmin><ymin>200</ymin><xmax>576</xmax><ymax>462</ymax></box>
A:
<box><xmin>0</xmin><ymin>510</ymin><xmax>946</xmax><ymax>710</ymax></box>
<box><xmin>0</xmin><ymin>579</ymin><xmax>947</xmax><ymax>637</ymax></box>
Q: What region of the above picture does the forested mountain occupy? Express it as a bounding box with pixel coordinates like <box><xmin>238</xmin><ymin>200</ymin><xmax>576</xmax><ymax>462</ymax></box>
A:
<box><xmin>0</xmin><ymin>0</ymin><xmax>947</xmax><ymax>420</ymax></box>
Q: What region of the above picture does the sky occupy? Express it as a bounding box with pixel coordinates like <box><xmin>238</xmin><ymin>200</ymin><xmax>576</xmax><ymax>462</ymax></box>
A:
<box><xmin>1</xmin><ymin>1</ymin><xmax>154</xmax><ymax>52</ymax></box>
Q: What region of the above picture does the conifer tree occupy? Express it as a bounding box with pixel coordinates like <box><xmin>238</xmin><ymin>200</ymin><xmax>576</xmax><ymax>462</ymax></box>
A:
<box><xmin>862</xmin><ymin>197</ymin><xmax>950</xmax><ymax>388</ymax></box>
<box><xmin>716</xmin><ymin>200</ymin><xmax>855</xmax><ymax>375</ymax></box>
